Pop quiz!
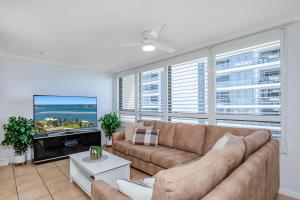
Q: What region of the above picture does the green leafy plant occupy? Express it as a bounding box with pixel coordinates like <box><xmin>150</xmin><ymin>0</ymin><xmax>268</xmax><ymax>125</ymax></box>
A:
<box><xmin>99</xmin><ymin>113</ymin><xmax>121</xmax><ymax>139</ymax></box>
<box><xmin>1</xmin><ymin>116</ymin><xmax>36</xmax><ymax>155</ymax></box>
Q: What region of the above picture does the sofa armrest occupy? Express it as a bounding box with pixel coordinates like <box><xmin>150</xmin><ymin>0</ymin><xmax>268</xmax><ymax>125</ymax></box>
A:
<box><xmin>91</xmin><ymin>180</ymin><xmax>130</xmax><ymax>200</ymax></box>
<box><xmin>112</xmin><ymin>131</ymin><xmax>125</xmax><ymax>142</ymax></box>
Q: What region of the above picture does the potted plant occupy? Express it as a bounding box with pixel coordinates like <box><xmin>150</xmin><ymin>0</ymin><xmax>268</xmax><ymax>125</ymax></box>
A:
<box><xmin>99</xmin><ymin>113</ymin><xmax>121</xmax><ymax>146</ymax></box>
<box><xmin>1</xmin><ymin>116</ymin><xmax>36</xmax><ymax>164</ymax></box>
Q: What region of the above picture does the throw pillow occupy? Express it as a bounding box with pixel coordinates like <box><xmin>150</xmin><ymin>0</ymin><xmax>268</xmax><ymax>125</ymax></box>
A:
<box><xmin>124</xmin><ymin>122</ymin><xmax>144</xmax><ymax>141</ymax></box>
<box><xmin>117</xmin><ymin>178</ymin><xmax>155</xmax><ymax>200</ymax></box>
<box><xmin>211</xmin><ymin>133</ymin><xmax>232</xmax><ymax>150</ymax></box>
<box><xmin>132</xmin><ymin>128</ymin><xmax>159</xmax><ymax>146</ymax></box>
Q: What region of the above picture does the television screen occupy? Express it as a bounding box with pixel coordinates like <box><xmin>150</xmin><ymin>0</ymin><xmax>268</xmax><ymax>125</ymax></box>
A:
<box><xmin>33</xmin><ymin>95</ymin><xmax>97</xmax><ymax>133</ymax></box>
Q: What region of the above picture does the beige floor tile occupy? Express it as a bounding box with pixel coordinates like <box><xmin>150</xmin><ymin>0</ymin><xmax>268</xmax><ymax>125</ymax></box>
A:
<box><xmin>51</xmin><ymin>187</ymin><xmax>83</xmax><ymax>200</ymax></box>
<box><xmin>55</xmin><ymin>159</ymin><xmax>69</xmax><ymax>167</ymax></box>
<box><xmin>18</xmin><ymin>186</ymin><xmax>50</xmax><ymax>200</ymax></box>
<box><xmin>0</xmin><ymin>178</ymin><xmax>16</xmax><ymax>190</ymax></box>
<box><xmin>0</xmin><ymin>172</ymin><xmax>14</xmax><ymax>180</ymax></box>
<box><xmin>15</xmin><ymin>173</ymin><xmax>41</xmax><ymax>185</ymax></box>
<box><xmin>44</xmin><ymin>173</ymin><xmax>68</xmax><ymax>186</ymax></box>
<box><xmin>14</xmin><ymin>164</ymin><xmax>38</xmax><ymax>177</ymax></box>
<box><xmin>0</xmin><ymin>166</ymin><xmax>14</xmax><ymax>180</ymax></box>
<box><xmin>39</xmin><ymin>169</ymin><xmax>63</xmax><ymax>180</ymax></box>
<box><xmin>130</xmin><ymin>168</ymin><xmax>149</xmax><ymax>180</ymax></box>
<box><xmin>36</xmin><ymin>163</ymin><xmax>57</xmax><ymax>173</ymax></box>
<box><xmin>0</xmin><ymin>165</ymin><xmax>13</xmax><ymax>173</ymax></box>
<box><xmin>276</xmin><ymin>194</ymin><xmax>300</xmax><ymax>200</ymax></box>
<box><xmin>47</xmin><ymin>179</ymin><xmax>77</xmax><ymax>194</ymax></box>
<box><xmin>0</xmin><ymin>185</ymin><xmax>17</xmax><ymax>199</ymax></box>
<box><xmin>17</xmin><ymin>178</ymin><xmax>45</xmax><ymax>193</ymax></box>
<box><xmin>36</xmin><ymin>194</ymin><xmax>54</xmax><ymax>200</ymax></box>
<box><xmin>4</xmin><ymin>195</ymin><xmax>19</xmax><ymax>200</ymax></box>
<box><xmin>73</xmin><ymin>195</ymin><xmax>89</xmax><ymax>200</ymax></box>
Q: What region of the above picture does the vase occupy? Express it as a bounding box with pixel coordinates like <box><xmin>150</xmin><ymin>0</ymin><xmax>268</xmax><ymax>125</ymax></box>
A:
<box><xmin>14</xmin><ymin>153</ymin><xmax>26</xmax><ymax>164</ymax></box>
<box><xmin>106</xmin><ymin>136</ymin><xmax>112</xmax><ymax>146</ymax></box>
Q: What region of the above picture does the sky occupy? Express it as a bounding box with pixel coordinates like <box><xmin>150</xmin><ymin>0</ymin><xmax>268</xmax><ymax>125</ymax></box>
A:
<box><xmin>34</xmin><ymin>96</ymin><xmax>97</xmax><ymax>105</ymax></box>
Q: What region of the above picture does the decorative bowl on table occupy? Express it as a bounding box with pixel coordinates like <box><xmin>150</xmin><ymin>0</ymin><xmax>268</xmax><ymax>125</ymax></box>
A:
<box><xmin>90</xmin><ymin>146</ymin><xmax>102</xmax><ymax>160</ymax></box>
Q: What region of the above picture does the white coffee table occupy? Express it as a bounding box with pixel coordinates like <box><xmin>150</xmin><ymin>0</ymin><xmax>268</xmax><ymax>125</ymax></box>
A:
<box><xmin>69</xmin><ymin>150</ymin><xmax>131</xmax><ymax>197</ymax></box>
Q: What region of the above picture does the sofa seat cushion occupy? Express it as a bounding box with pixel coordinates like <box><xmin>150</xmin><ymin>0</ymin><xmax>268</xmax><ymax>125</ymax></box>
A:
<box><xmin>173</xmin><ymin>123</ymin><xmax>206</xmax><ymax>155</ymax></box>
<box><xmin>128</xmin><ymin>145</ymin><xmax>171</xmax><ymax>162</ymax></box>
<box><xmin>113</xmin><ymin>141</ymin><xmax>133</xmax><ymax>155</ymax></box>
<box><xmin>151</xmin><ymin>148</ymin><xmax>200</xmax><ymax>169</ymax></box>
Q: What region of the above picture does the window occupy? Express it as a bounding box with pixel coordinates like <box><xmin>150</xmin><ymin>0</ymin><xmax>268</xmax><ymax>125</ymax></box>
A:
<box><xmin>115</xmin><ymin>30</ymin><xmax>285</xmax><ymax>151</ymax></box>
<box><xmin>119</xmin><ymin>113</ymin><xmax>135</xmax><ymax>123</ymax></box>
<box><xmin>139</xmin><ymin>115</ymin><xmax>163</xmax><ymax>121</ymax></box>
<box><xmin>216</xmin><ymin>119</ymin><xmax>281</xmax><ymax>138</ymax></box>
<box><xmin>117</xmin><ymin>74</ymin><xmax>136</xmax><ymax>121</ymax></box>
<box><xmin>138</xmin><ymin>68</ymin><xmax>164</xmax><ymax>113</ymax></box>
<box><xmin>168</xmin><ymin>58</ymin><xmax>208</xmax><ymax>114</ymax></box>
<box><xmin>170</xmin><ymin>117</ymin><xmax>208</xmax><ymax>124</ymax></box>
<box><xmin>215</xmin><ymin>40</ymin><xmax>281</xmax><ymax>137</ymax></box>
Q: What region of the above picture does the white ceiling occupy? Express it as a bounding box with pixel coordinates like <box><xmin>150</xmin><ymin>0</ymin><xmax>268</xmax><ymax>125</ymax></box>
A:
<box><xmin>0</xmin><ymin>0</ymin><xmax>299</xmax><ymax>72</ymax></box>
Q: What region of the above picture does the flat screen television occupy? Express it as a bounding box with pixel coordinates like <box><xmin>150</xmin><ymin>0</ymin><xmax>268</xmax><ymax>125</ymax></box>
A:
<box><xmin>33</xmin><ymin>95</ymin><xmax>97</xmax><ymax>133</ymax></box>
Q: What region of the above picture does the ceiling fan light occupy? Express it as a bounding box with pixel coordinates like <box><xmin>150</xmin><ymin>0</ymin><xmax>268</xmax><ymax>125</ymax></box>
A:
<box><xmin>142</xmin><ymin>44</ymin><xmax>156</xmax><ymax>52</ymax></box>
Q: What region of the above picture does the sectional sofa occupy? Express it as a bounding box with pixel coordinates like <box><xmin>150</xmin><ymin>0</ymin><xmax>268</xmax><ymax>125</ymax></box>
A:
<box><xmin>92</xmin><ymin>121</ymin><xmax>279</xmax><ymax>200</ymax></box>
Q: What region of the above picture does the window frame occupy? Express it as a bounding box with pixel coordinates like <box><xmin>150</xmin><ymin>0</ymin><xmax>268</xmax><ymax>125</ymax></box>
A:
<box><xmin>114</xmin><ymin>28</ymin><xmax>287</xmax><ymax>153</ymax></box>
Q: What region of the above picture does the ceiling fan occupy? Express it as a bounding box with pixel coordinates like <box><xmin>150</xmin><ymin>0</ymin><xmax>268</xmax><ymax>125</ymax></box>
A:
<box><xmin>122</xmin><ymin>23</ymin><xmax>176</xmax><ymax>53</ymax></box>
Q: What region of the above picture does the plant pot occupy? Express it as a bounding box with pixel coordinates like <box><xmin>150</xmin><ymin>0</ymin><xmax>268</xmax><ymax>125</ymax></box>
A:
<box><xmin>14</xmin><ymin>153</ymin><xmax>26</xmax><ymax>164</ymax></box>
<box><xmin>106</xmin><ymin>137</ymin><xmax>112</xmax><ymax>146</ymax></box>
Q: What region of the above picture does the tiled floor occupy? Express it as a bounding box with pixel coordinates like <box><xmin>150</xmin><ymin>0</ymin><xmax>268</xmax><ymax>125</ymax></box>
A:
<box><xmin>0</xmin><ymin>158</ymin><xmax>298</xmax><ymax>200</ymax></box>
<box><xmin>0</xmin><ymin>158</ymin><xmax>148</xmax><ymax>200</ymax></box>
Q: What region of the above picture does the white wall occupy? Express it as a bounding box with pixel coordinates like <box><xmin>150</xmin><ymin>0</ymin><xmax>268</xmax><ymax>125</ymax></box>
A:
<box><xmin>0</xmin><ymin>56</ymin><xmax>113</xmax><ymax>161</ymax></box>
<box><xmin>279</xmin><ymin>22</ymin><xmax>300</xmax><ymax>198</ymax></box>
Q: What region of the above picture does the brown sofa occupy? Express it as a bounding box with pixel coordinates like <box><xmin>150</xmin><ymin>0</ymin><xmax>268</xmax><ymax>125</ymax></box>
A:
<box><xmin>92</xmin><ymin>121</ymin><xmax>279</xmax><ymax>200</ymax></box>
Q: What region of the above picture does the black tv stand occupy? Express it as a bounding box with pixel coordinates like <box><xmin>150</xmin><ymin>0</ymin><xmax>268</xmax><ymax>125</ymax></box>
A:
<box><xmin>33</xmin><ymin>128</ymin><xmax>101</xmax><ymax>163</ymax></box>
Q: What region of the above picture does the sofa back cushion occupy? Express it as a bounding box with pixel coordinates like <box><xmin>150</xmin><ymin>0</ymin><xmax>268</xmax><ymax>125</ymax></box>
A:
<box><xmin>154</xmin><ymin>121</ymin><xmax>176</xmax><ymax>147</ymax></box>
<box><xmin>143</xmin><ymin>120</ymin><xmax>156</xmax><ymax>127</ymax></box>
<box><xmin>243</xmin><ymin>129</ymin><xmax>271</xmax><ymax>160</ymax></box>
<box><xmin>152</xmin><ymin>150</ymin><xmax>228</xmax><ymax>200</ymax></box>
<box><xmin>173</xmin><ymin>123</ymin><xmax>206</xmax><ymax>155</ymax></box>
<box><xmin>203</xmin><ymin>125</ymin><xmax>256</xmax><ymax>154</ymax></box>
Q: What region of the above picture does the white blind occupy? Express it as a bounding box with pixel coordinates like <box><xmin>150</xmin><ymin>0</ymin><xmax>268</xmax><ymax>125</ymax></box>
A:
<box><xmin>118</xmin><ymin>75</ymin><xmax>135</xmax><ymax>112</ymax></box>
<box><xmin>168</xmin><ymin>58</ymin><xmax>208</xmax><ymax>114</ymax></box>
<box><xmin>138</xmin><ymin>68</ymin><xmax>164</xmax><ymax>112</ymax></box>
<box><xmin>215</xmin><ymin>41</ymin><xmax>280</xmax><ymax>116</ymax></box>
<box><xmin>119</xmin><ymin>113</ymin><xmax>135</xmax><ymax>122</ymax></box>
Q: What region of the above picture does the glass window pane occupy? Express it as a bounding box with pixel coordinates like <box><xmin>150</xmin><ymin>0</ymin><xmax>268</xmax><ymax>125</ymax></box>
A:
<box><xmin>139</xmin><ymin>68</ymin><xmax>164</xmax><ymax>112</ymax></box>
<box><xmin>168</xmin><ymin>58</ymin><xmax>208</xmax><ymax>114</ymax></box>
<box><xmin>169</xmin><ymin>117</ymin><xmax>208</xmax><ymax>125</ymax></box>
<box><xmin>119</xmin><ymin>114</ymin><xmax>135</xmax><ymax>122</ymax></box>
<box><xmin>215</xmin><ymin>41</ymin><xmax>281</xmax><ymax>116</ymax></box>
<box><xmin>118</xmin><ymin>75</ymin><xmax>135</xmax><ymax>111</ymax></box>
<box><xmin>216</xmin><ymin>119</ymin><xmax>281</xmax><ymax>138</ymax></box>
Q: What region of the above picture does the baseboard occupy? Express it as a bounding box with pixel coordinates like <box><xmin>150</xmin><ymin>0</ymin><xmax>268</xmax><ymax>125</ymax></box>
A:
<box><xmin>279</xmin><ymin>188</ymin><xmax>300</xmax><ymax>199</ymax></box>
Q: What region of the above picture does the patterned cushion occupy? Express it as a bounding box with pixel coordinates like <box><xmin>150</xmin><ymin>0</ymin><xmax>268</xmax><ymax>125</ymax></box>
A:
<box><xmin>132</xmin><ymin>128</ymin><xmax>159</xmax><ymax>146</ymax></box>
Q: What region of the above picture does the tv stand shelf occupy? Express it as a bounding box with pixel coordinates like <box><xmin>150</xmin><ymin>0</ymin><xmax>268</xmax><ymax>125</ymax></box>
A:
<box><xmin>33</xmin><ymin>129</ymin><xmax>101</xmax><ymax>163</ymax></box>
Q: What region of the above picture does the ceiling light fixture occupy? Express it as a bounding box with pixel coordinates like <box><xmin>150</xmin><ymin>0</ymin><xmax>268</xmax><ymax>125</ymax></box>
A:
<box><xmin>142</xmin><ymin>43</ymin><xmax>156</xmax><ymax>52</ymax></box>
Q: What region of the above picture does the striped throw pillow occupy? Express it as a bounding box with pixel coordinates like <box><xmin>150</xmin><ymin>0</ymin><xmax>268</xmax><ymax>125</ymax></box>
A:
<box><xmin>132</xmin><ymin>128</ymin><xmax>159</xmax><ymax>146</ymax></box>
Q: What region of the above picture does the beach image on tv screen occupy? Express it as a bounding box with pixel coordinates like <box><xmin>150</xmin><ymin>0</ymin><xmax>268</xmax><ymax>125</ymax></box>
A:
<box><xmin>34</xmin><ymin>96</ymin><xmax>97</xmax><ymax>132</ymax></box>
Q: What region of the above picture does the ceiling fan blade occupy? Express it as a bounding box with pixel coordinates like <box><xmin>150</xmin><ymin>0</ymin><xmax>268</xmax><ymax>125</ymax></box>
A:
<box><xmin>154</xmin><ymin>41</ymin><xmax>176</xmax><ymax>53</ymax></box>
<box><xmin>150</xmin><ymin>23</ymin><xmax>166</xmax><ymax>39</ymax></box>
<box><xmin>121</xmin><ymin>42</ymin><xmax>141</xmax><ymax>47</ymax></box>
